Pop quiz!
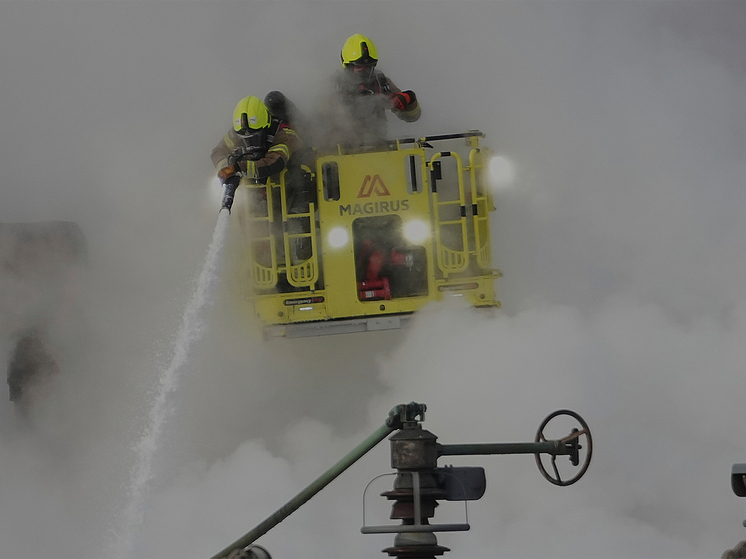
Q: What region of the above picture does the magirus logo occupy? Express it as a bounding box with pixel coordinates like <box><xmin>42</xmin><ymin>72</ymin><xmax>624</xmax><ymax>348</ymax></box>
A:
<box><xmin>357</xmin><ymin>174</ymin><xmax>391</xmax><ymax>198</ymax></box>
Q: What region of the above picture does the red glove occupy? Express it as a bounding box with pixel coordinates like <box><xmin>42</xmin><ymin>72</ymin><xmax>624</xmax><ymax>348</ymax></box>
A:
<box><xmin>389</xmin><ymin>90</ymin><xmax>416</xmax><ymax>111</ymax></box>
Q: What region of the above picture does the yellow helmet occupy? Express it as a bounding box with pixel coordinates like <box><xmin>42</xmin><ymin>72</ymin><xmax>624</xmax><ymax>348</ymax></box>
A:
<box><xmin>233</xmin><ymin>96</ymin><xmax>270</xmax><ymax>136</ymax></box>
<box><xmin>340</xmin><ymin>33</ymin><xmax>378</xmax><ymax>67</ymax></box>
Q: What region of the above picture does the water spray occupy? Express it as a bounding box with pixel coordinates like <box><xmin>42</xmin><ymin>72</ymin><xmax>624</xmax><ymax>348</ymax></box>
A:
<box><xmin>114</xmin><ymin>211</ymin><xmax>231</xmax><ymax>558</ymax></box>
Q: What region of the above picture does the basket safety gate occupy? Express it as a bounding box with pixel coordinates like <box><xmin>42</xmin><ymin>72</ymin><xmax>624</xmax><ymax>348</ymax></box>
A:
<box><xmin>427</xmin><ymin>139</ymin><xmax>493</xmax><ymax>278</ymax></box>
<box><xmin>246</xmin><ymin>171</ymin><xmax>319</xmax><ymax>289</ymax></box>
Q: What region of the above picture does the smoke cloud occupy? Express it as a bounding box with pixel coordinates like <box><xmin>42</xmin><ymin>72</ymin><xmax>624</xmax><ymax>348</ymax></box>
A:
<box><xmin>1</xmin><ymin>1</ymin><xmax>745</xmax><ymax>558</ymax></box>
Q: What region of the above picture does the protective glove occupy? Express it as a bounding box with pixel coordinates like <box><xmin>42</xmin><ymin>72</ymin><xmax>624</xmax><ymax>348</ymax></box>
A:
<box><xmin>389</xmin><ymin>90</ymin><xmax>416</xmax><ymax>111</ymax></box>
<box><xmin>217</xmin><ymin>165</ymin><xmax>238</xmax><ymax>184</ymax></box>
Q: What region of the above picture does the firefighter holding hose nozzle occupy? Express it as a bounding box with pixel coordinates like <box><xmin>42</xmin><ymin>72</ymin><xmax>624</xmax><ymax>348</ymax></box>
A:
<box><xmin>211</xmin><ymin>95</ymin><xmax>301</xmax><ymax>213</ymax></box>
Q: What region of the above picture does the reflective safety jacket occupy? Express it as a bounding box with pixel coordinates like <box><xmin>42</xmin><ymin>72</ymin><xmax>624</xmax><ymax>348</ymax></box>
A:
<box><xmin>316</xmin><ymin>69</ymin><xmax>421</xmax><ymax>149</ymax></box>
<box><xmin>335</xmin><ymin>69</ymin><xmax>420</xmax><ymax>122</ymax></box>
<box><xmin>211</xmin><ymin>117</ymin><xmax>301</xmax><ymax>181</ymax></box>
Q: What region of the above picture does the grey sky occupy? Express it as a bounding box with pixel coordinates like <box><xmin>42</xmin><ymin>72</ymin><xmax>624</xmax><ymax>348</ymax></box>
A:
<box><xmin>1</xmin><ymin>1</ymin><xmax>745</xmax><ymax>558</ymax></box>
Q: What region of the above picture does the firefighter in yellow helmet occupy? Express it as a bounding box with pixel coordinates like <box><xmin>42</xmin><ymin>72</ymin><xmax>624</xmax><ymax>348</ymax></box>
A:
<box><xmin>317</xmin><ymin>33</ymin><xmax>421</xmax><ymax>149</ymax></box>
<box><xmin>211</xmin><ymin>95</ymin><xmax>301</xmax><ymax>212</ymax></box>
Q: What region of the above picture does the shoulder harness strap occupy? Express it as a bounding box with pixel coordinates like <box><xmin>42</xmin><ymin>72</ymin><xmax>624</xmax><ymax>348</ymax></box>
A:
<box><xmin>267</xmin><ymin>116</ymin><xmax>283</xmax><ymax>144</ymax></box>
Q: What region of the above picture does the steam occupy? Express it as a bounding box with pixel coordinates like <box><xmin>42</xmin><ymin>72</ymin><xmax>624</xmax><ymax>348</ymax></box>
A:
<box><xmin>0</xmin><ymin>2</ymin><xmax>745</xmax><ymax>559</ymax></box>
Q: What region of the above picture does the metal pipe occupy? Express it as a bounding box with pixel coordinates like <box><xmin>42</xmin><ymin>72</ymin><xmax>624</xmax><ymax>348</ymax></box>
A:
<box><xmin>412</xmin><ymin>471</ymin><xmax>422</xmax><ymax>526</ymax></box>
<box><xmin>421</xmin><ymin>131</ymin><xmax>484</xmax><ymax>142</ymax></box>
<box><xmin>438</xmin><ymin>441</ymin><xmax>567</xmax><ymax>457</ymax></box>
<box><xmin>209</xmin><ymin>422</ymin><xmax>396</xmax><ymax>559</ymax></box>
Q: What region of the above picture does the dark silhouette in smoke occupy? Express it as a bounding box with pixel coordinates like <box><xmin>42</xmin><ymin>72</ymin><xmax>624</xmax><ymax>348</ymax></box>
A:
<box><xmin>0</xmin><ymin>221</ymin><xmax>87</xmax><ymax>415</ymax></box>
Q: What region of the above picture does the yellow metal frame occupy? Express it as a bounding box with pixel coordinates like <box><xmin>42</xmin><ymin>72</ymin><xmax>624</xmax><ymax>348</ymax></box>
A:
<box><xmin>227</xmin><ymin>132</ymin><xmax>501</xmax><ymax>337</ymax></box>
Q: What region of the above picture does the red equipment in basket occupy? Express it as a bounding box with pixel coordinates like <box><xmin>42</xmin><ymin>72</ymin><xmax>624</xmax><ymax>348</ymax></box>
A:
<box><xmin>358</xmin><ymin>277</ymin><xmax>391</xmax><ymax>301</ymax></box>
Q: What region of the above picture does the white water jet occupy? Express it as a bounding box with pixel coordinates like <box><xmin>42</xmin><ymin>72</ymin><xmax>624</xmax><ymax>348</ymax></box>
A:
<box><xmin>113</xmin><ymin>211</ymin><xmax>230</xmax><ymax>558</ymax></box>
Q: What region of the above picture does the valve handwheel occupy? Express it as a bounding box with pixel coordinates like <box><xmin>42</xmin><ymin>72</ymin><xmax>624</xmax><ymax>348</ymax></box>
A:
<box><xmin>534</xmin><ymin>409</ymin><xmax>593</xmax><ymax>486</ymax></box>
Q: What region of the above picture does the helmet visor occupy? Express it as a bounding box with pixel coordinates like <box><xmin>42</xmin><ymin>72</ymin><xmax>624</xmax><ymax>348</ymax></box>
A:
<box><xmin>347</xmin><ymin>62</ymin><xmax>376</xmax><ymax>83</ymax></box>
